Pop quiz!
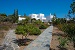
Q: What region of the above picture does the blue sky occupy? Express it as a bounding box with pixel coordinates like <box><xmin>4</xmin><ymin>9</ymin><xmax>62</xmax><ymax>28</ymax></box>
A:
<box><xmin>0</xmin><ymin>0</ymin><xmax>72</xmax><ymax>18</ymax></box>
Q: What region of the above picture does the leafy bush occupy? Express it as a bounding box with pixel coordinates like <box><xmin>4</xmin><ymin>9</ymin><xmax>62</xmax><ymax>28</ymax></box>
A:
<box><xmin>57</xmin><ymin>23</ymin><xmax>75</xmax><ymax>47</ymax></box>
<box><xmin>26</xmin><ymin>24</ymin><xmax>41</xmax><ymax>35</ymax></box>
<box><xmin>57</xmin><ymin>24</ymin><xmax>63</xmax><ymax>30</ymax></box>
<box><xmin>15</xmin><ymin>24</ymin><xmax>41</xmax><ymax>36</ymax></box>
<box><xmin>62</xmin><ymin>24</ymin><xmax>75</xmax><ymax>47</ymax></box>
<box><xmin>39</xmin><ymin>24</ymin><xmax>47</xmax><ymax>29</ymax></box>
<box><xmin>15</xmin><ymin>25</ymin><xmax>25</xmax><ymax>34</ymax></box>
<box><xmin>58</xmin><ymin>37</ymin><xmax>68</xmax><ymax>48</ymax></box>
<box><xmin>29</xmin><ymin>27</ymin><xmax>41</xmax><ymax>35</ymax></box>
<box><xmin>34</xmin><ymin>20</ymin><xmax>42</xmax><ymax>25</ymax></box>
<box><xmin>15</xmin><ymin>25</ymin><xmax>28</xmax><ymax>39</ymax></box>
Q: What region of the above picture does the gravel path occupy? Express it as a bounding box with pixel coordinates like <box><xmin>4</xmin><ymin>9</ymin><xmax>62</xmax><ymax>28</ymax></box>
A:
<box><xmin>0</xmin><ymin>29</ymin><xmax>19</xmax><ymax>50</ymax></box>
<box><xmin>24</xmin><ymin>26</ymin><xmax>53</xmax><ymax>50</ymax></box>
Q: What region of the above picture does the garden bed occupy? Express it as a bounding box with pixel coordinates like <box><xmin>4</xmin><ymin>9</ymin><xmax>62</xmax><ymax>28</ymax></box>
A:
<box><xmin>50</xmin><ymin>27</ymin><xmax>75</xmax><ymax>50</ymax></box>
<box><xmin>15</xmin><ymin>29</ymin><xmax>45</xmax><ymax>50</ymax></box>
<box><xmin>16</xmin><ymin>34</ymin><xmax>38</xmax><ymax>50</ymax></box>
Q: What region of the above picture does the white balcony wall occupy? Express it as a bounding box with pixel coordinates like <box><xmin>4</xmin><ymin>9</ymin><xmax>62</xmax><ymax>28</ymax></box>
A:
<box><xmin>18</xmin><ymin>17</ymin><xmax>26</xmax><ymax>21</ymax></box>
<box><xmin>29</xmin><ymin>13</ymin><xmax>46</xmax><ymax>22</ymax></box>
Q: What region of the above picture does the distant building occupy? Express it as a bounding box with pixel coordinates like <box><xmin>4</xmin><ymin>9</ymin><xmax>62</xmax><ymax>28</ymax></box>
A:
<box><xmin>29</xmin><ymin>13</ymin><xmax>46</xmax><ymax>22</ymax></box>
<box><xmin>18</xmin><ymin>15</ymin><xmax>26</xmax><ymax>21</ymax></box>
<box><xmin>46</xmin><ymin>13</ymin><xmax>54</xmax><ymax>22</ymax></box>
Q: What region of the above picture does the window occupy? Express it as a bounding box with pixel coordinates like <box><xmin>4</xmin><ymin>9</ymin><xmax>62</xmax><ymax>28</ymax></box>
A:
<box><xmin>37</xmin><ymin>16</ymin><xmax>39</xmax><ymax>18</ymax></box>
<box><xmin>33</xmin><ymin>15</ymin><xmax>35</xmax><ymax>17</ymax></box>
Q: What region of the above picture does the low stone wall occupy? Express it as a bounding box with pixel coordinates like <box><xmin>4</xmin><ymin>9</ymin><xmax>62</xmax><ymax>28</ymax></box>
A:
<box><xmin>24</xmin><ymin>26</ymin><xmax>53</xmax><ymax>50</ymax></box>
<box><xmin>1</xmin><ymin>30</ymin><xmax>19</xmax><ymax>50</ymax></box>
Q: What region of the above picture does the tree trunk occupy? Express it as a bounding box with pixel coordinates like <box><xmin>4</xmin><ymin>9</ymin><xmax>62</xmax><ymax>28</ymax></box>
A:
<box><xmin>22</xmin><ymin>35</ymin><xmax>23</xmax><ymax>39</ymax></box>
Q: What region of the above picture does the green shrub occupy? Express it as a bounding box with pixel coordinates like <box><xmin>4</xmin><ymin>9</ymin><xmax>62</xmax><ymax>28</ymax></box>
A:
<box><xmin>29</xmin><ymin>27</ymin><xmax>41</xmax><ymax>35</ymax></box>
<box><xmin>57</xmin><ymin>23</ymin><xmax>75</xmax><ymax>47</ymax></box>
<box><xmin>26</xmin><ymin>24</ymin><xmax>41</xmax><ymax>35</ymax></box>
<box><xmin>62</xmin><ymin>24</ymin><xmax>75</xmax><ymax>39</ymax></box>
<box><xmin>15</xmin><ymin>24</ymin><xmax>41</xmax><ymax>36</ymax></box>
<box><xmin>63</xmin><ymin>24</ymin><xmax>75</xmax><ymax>47</ymax></box>
<box><xmin>34</xmin><ymin>20</ymin><xmax>42</xmax><ymax>25</ymax></box>
<box><xmin>39</xmin><ymin>24</ymin><xmax>47</xmax><ymax>29</ymax></box>
<box><xmin>58</xmin><ymin>37</ymin><xmax>68</xmax><ymax>48</ymax></box>
<box><xmin>57</xmin><ymin>24</ymin><xmax>62</xmax><ymax>30</ymax></box>
<box><xmin>15</xmin><ymin>25</ymin><xmax>25</xmax><ymax>34</ymax></box>
<box><xmin>15</xmin><ymin>25</ymin><xmax>28</xmax><ymax>39</ymax></box>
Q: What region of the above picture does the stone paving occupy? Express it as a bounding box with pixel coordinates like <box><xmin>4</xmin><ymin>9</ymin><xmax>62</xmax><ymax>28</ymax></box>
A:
<box><xmin>0</xmin><ymin>29</ymin><xmax>19</xmax><ymax>50</ymax></box>
<box><xmin>24</xmin><ymin>26</ymin><xmax>53</xmax><ymax>50</ymax></box>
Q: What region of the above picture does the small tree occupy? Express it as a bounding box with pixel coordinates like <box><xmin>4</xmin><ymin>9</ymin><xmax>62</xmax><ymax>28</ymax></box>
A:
<box><xmin>70</xmin><ymin>1</ymin><xmax>75</xmax><ymax>14</ymax></box>
<box><xmin>69</xmin><ymin>1</ymin><xmax>75</xmax><ymax>23</ymax></box>
<box><xmin>15</xmin><ymin>25</ymin><xmax>28</xmax><ymax>39</ymax></box>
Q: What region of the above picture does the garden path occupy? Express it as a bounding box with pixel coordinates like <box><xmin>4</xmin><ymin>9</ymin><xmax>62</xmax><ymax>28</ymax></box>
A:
<box><xmin>24</xmin><ymin>26</ymin><xmax>53</xmax><ymax>50</ymax></box>
<box><xmin>0</xmin><ymin>29</ymin><xmax>19</xmax><ymax>50</ymax></box>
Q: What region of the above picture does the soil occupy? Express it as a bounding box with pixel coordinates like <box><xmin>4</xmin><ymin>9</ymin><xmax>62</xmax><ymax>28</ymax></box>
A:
<box><xmin>16</xmin><ymin>34</ymin><xmax>38</xmax><ymax>50</ymax></box>
<box><xmin>50</xmin><ymin>27</ymin><xmax>75</xmax><ymax>50</ymax></box>
<box><xmin>0</xmin><ymin>22</ymin><xmax>45</xmax><ymax>50</ymax></box>
<box><xmin>16</xmin><ymin>29</ymin><xmax>45</xmax><ymax>50</ymax></box>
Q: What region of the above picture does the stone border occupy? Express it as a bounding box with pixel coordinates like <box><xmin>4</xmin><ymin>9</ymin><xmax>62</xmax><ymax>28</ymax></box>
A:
<box><xmin>24</xmin><ymin>26</ymin><xmax>53</xmax><ymax>50</ymax></box>
<box><xmin>1</xmin><ymin>29</ymin><xmax>19</xmax><ymax>50</ymax></box>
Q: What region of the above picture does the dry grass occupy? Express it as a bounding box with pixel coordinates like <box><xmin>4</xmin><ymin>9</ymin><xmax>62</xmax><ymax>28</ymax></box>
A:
<box><xmin>0</xmin><ymin>22</ymin><xmax>17</xmax><ymax>45</ymax></box>
<box><xmin>0</xmin><ymin>30</ymin><xmax>7</xmax><ymax>45</ymax></box>
<box><xmin>50</xmin><ymin>27</ymin><xmax>75</xmax><ymax>50</ymax></box>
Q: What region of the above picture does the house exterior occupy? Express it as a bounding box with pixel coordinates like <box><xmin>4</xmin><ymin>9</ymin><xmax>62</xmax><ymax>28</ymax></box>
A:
<box><xmin>29</xmin><ymin>13</ymin><xmax>46</xmax><ymax>22</ymax></box>
<box><xmin>46</xmin><ymin>13</ymin><xmax>54</xmax><ymax>22</ymax></box>
<box><xmin>18</xmin><ymin>15</ymin><xmax>26</xmax><ymax>21</ymax></box>
<box><xmin>18</xmin><ymin>13</ymin><xmax>54</xmax><ymax>23</ymax></box>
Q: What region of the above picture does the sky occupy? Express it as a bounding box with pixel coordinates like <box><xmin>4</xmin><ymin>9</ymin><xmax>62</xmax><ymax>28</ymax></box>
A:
<box><xmin>0</xmin><ymin>0</ymin><xmax>73</xmax><ymax>18</ymax></box>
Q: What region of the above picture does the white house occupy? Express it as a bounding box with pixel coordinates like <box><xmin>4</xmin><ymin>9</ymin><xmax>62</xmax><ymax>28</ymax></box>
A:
<box><xmin>29</xmin><ymin>13</ymin><xmax>46</xmax><ymax>22</ymax></box>
<box><xmin>18</xmin><ymin>15</ymin><xmax>26</xmax><ymax>21</ymax></box>
<box><xmin>46</xmin><ymin>13</ymin><xmax>54</xmax><ymax>22</ymax></box>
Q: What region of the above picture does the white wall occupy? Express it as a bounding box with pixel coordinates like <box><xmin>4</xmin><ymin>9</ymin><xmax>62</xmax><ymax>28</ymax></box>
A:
<box><xmin>46</xmin><ymin>13</ymin><xmax>54</xmax><ymax>22</ymax></box>
<box><xmin>18</xmin><ymin>15</ymin><xmax>26</xmax><ymax>21</ymax></box>
<box><xmin>29</xmin><ymin>13</ymin><xmax>46</xmax><ymax>22</ymax></box>
<box><xmin>18</xmin><ymin>17</ymin><xmax>26</xmax><ymax>21</ymax></box>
